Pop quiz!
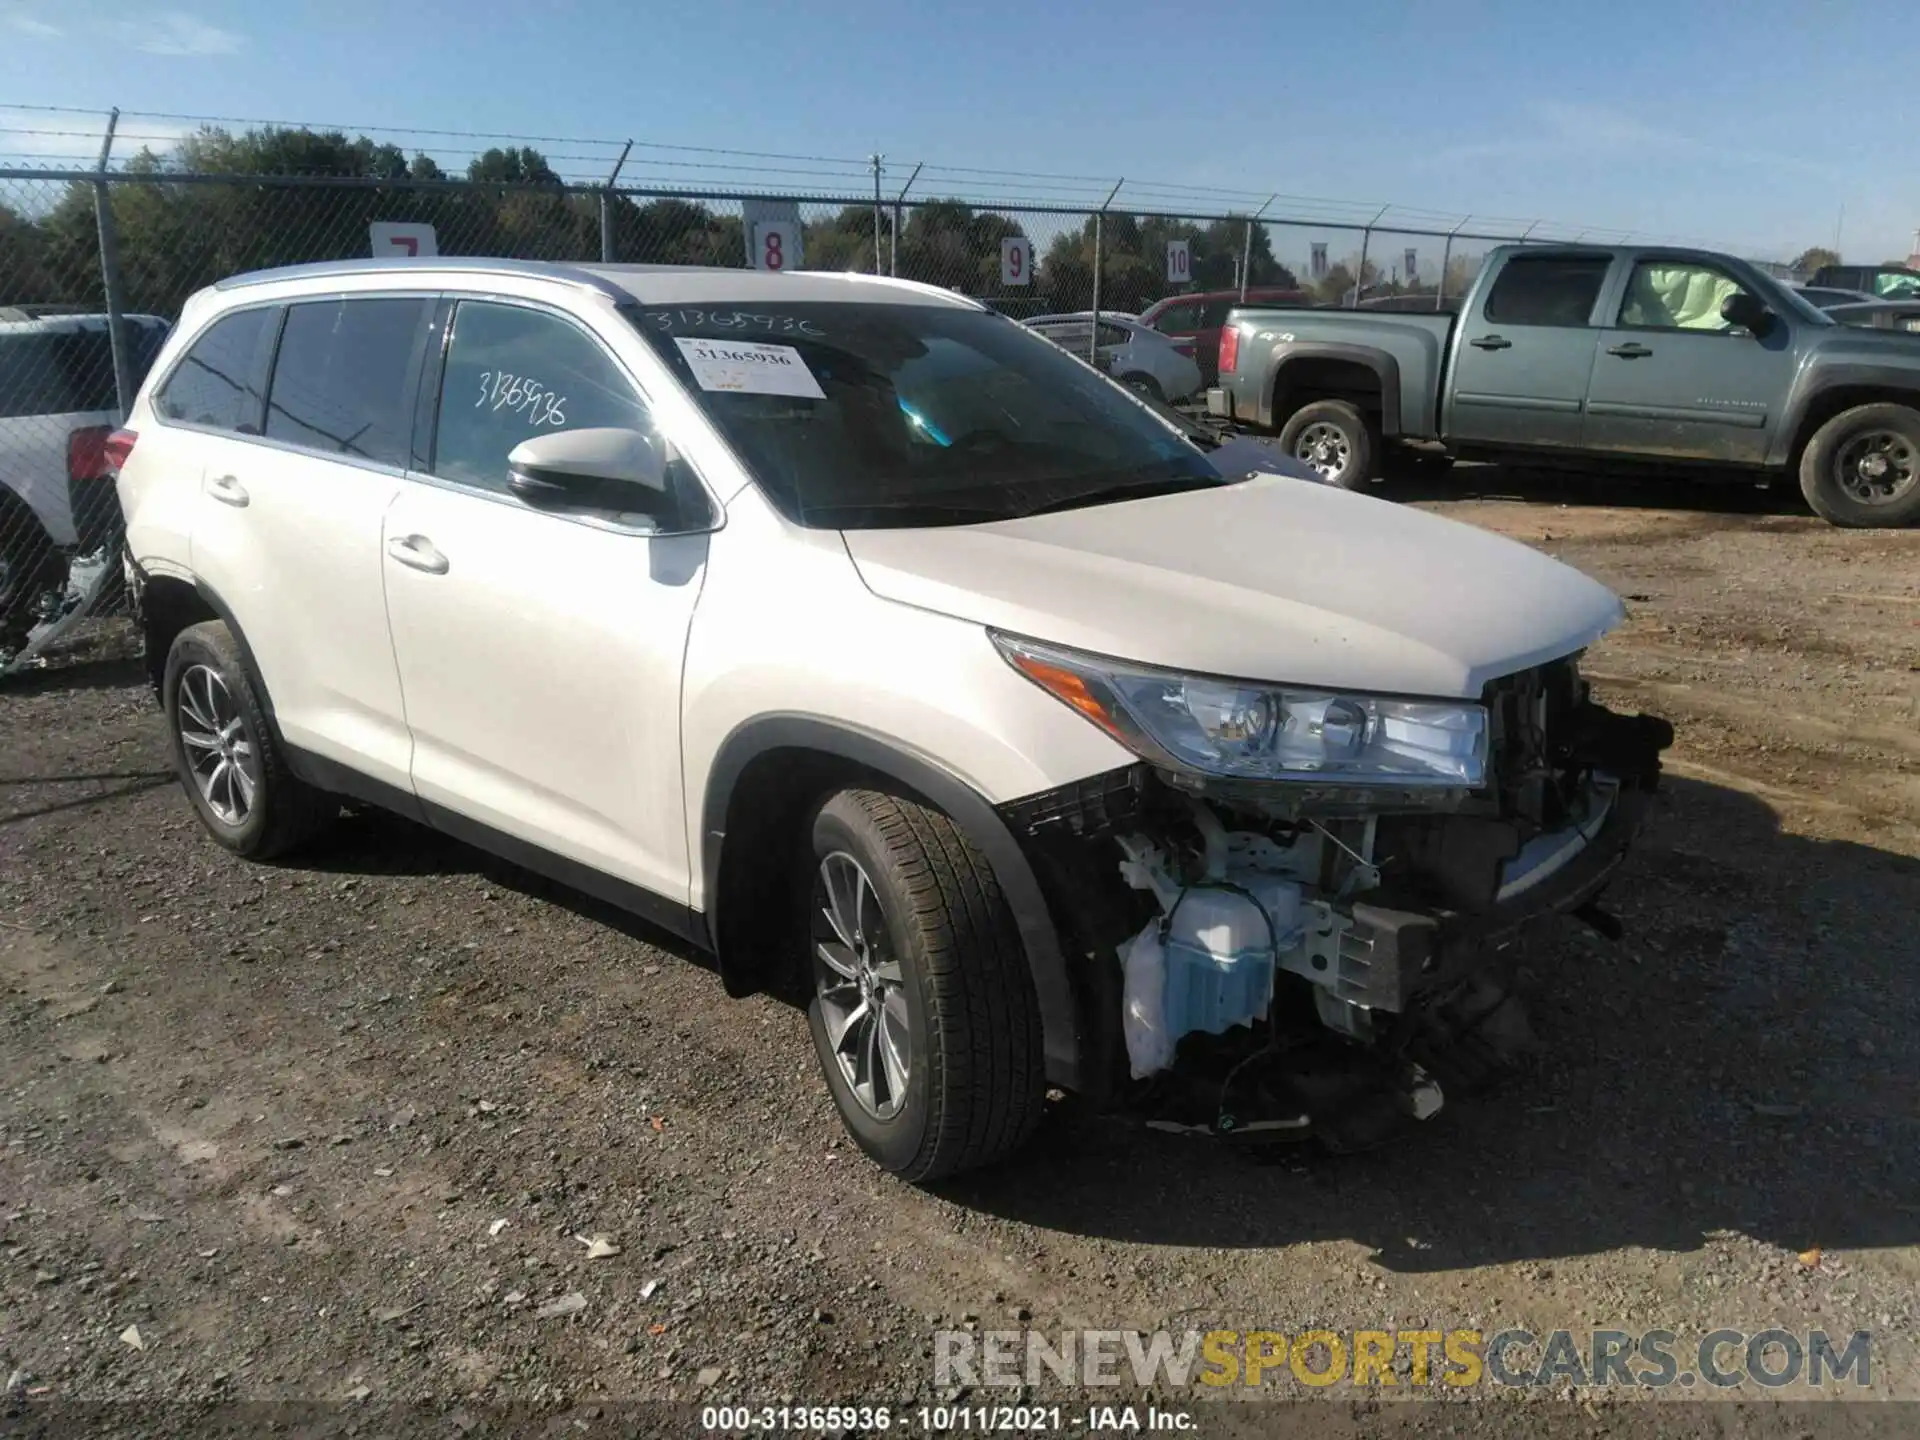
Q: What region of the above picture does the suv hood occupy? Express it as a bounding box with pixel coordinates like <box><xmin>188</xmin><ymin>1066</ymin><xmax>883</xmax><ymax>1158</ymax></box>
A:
<box><xmin>842</xmin><ymin>476</ymin><xmax>1624</xmax><ymax>698</ymax></box>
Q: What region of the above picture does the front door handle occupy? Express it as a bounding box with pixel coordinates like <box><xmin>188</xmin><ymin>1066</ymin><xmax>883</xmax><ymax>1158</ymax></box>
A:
<box><xmin>1468</xmin><ymin>334</ymin><xmax>1512</xmax><ymax>350</ymax></box>
<box><xmin>206</xmin><ymin>474</ymin><xmax>249</xmax><ymax>507</ymax></box>
<box><xmin>1607</xmin><ymin>342</ymin><xmax>1654</xmax><ymax>359</ymax></box>
<box><xmin>385</xmin><ymin>534</ymin><xmax>449</xmax><ymax>575</ymax></box>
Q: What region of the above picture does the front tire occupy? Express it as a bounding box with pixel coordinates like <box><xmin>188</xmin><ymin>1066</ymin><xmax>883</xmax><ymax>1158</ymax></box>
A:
<box><xmin>1798</xmin><ymin>403</ymin><xmax>1920</xmax><ymax>527</ymax></box>
<box><xmin>805</xmin><ymin>788</ymin><xmax>1044</xmax><ymax>1182</ymax></box>
<box><xmin>1277</xmin><ymin>399</ymin><xmax>1379</xmax><ymax>490</ymax></box>
<box><xmin>163</xmin><ymin>620</ymin><xmax>336</xmax><ymax>859</ymax></box>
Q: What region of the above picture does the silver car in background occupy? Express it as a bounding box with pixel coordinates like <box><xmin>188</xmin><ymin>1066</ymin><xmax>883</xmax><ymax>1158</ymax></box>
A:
<box><xmin>1025</xmin><ymin>312</ymin><xmax>1205</xmax><ymax>402</ymax></box>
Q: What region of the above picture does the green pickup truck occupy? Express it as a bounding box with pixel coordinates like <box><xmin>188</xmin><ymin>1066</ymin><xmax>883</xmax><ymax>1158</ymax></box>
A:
<box><xmin>1207</xmin><ymin>243</ymin><xmax>1920</xmax><ymax>526</ymax></box>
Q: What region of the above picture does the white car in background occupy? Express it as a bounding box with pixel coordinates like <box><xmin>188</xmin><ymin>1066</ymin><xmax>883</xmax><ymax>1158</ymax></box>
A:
<box><xmin>0</xmin><ymin>309</ymin><xmax>170</xmax><ymax>656</ymax></box>
<box><xmin>1024</xmin><ymin>312</ymin><xmax>1204</xmax><ymax>402</ymax></box>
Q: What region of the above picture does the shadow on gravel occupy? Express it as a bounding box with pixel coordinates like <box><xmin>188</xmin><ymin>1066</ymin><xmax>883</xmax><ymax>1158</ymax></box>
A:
<box><xmin>940</xmin><ymin>774</ymin><xmax>1920</xmax><ymax>1272</ymax></box>
<box><xmin>1378</xmin><ymin>462</ymin><xmax>1804</xmax><ymax>517</ymax></box>
<box><xmin>0</xmin><ymin>653</ymin><xmax>146</xmax><ymax>695</ymax></box>
<box><xmin>0</xmin><ymin>771</ymin><xmax>173</xmax><ymax>825</ymax></box>
<box><xmin>296</xmin><ymin>806</ymin><xmax>718</xmax><ymax>971</ymax></box>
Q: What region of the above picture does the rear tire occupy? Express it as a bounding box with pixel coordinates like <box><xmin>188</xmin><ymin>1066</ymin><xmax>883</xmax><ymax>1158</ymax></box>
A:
<box><xmin>1277</xmin><ymin>399</ymin><xmax>1379</xmax><ymax>491</ymax></box>
<box><xmin>163</xmin><ymin>620</ymin><xmax>337</xmax><ymax>860</ymax></box>
<box><xmin>804</xmin><ymin>788</ymin><xmax>1044</xmax><ymax>1182</ymax></box>
<box><xmin>1798</xmin><ymin>403</ymin><xmax>1920</xmax><ymax>527</ymax></box>
<box><xmin>0</xmin><ymin>492</ymin><xmax>66</xmax><ymax>660</ymax></box>
<box><xmin>1121</xmin><ymin>373</ymin><xmax>1165</xmax><ymax>402</ymax></box>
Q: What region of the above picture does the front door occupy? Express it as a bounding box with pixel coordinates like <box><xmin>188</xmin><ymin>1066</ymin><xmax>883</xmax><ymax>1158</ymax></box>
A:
<box><xmin>381</xmin><ymin>298</ymin><xmax>709</xmax><ymax>905</ymax></box>
<box><xmin>1583</xmin><ymin>257</ymin><xmax>1795</xmax><ymax>465</ymax></box>
<box><xmin>1443</xmin><ymin>251</ymin><xmax>1613</xmax><ymax>451</ymax></box>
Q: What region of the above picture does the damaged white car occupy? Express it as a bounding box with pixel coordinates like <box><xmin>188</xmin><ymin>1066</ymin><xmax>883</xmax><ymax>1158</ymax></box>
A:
<box><xmin>116</xmin><ymin>260</ymin><xmax>1671</xmax><ymax>1182</ymax></box>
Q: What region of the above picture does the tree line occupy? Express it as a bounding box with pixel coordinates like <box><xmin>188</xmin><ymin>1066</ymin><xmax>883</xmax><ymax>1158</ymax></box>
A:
<box><xmin>0</xmin><ymin>124</ymin><xmax>1300</xmax><ymax>321</ymax></box>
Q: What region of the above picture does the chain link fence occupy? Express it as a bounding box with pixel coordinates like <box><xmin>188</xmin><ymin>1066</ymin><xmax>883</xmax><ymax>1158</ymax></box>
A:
<box><xmin>0</xmin><ymin>151</ymin><xmax>1791</xmax><ymax>673</ymax></box>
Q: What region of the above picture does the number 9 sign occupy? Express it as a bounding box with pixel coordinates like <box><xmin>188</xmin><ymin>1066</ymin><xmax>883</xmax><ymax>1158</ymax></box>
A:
<box><xmin>1000</xmin><ymin>235</ymin><xmax>1032</xmax><ymax>287</ymax></box>
<box><xmin>753</xmin><ymin>221</ymin><xmax>800</xmax><ymax>273</ymax></box>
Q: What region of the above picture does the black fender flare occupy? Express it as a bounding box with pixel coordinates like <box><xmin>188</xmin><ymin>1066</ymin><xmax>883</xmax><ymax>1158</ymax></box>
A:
<box><xmin>701</xmin><ymin>715</ymin><xmax>1085</xmax><ymax>1090</ymax></box>
<box><xmin>1769</xmin><ymin>367</ymin><xmax>1920</xmax><ymax>468</ymax></box>
<box><xmin>1265</xmin><ymin>342</ymin><xmax>1403</xmax><ymax>434</ymax></box>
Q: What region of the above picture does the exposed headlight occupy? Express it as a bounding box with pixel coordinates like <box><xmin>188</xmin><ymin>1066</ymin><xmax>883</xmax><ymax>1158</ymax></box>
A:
<box><xmin>994</xmin><ymin>633</ymin><xmax>1488</xmax><ymax>788</ymax></box>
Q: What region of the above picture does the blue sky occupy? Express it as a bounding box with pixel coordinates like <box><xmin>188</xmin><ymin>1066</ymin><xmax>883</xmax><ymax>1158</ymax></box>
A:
<box><xmin>1</xmin><ymin>0</ymin><xmax>1913</xmax><ymax>263</ymax></box>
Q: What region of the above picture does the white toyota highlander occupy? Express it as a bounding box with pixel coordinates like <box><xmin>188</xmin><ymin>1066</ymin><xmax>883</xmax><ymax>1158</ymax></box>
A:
<box><xmin>114</xmin><ymin>258</ymin><xmax>1672</xmax><ymax>1180</ymax></box>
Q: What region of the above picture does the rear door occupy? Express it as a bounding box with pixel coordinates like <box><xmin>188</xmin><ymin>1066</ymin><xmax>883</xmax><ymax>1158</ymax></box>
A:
<box><xmin>1443</xmin><ymin>251</ymin><xmax>1613</xmax><ymax>450</ymax></box>
<box><xmin>185</xmin><ymin>295</ymin><xmax>428</xmax><ymax>791</ymax></box>
<box><xmin>1584</xmin><ymin>255</ymin><xmax>1794</xmax><ymax>464</ymax></box>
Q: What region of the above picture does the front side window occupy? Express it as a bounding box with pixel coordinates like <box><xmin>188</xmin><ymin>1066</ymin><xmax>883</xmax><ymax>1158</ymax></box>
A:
<box><xmin>629</xmin><ymin>300</ymin><xmax>1218</xmax><ymax>529</ymax></box>
<box><xmin>1617</xmin><ymin>262</ymin><xmax>1749</xmax><ymax>332</ymax></box>
<box><xmin>1482</xmin><ymin>255</ymin><xmax>1611</xmax><ymax>327</ymax></box>
<box><xmin>266</xmin><ymin>298</ymin><xmax>427</xmax><ymax>466</ymax></box>
<box><xmin>156</xmin><ymin>308</ymin><xmax>273</xmax><ymax>432</ymax></box>
<box><xmin>432</xmin><ymin>301</ymin><xmax>653</xmax><ymax>494</ymax></box>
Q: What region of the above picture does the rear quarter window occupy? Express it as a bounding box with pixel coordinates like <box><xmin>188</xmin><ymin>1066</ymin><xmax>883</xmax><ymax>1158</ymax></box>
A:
<box><xmin>157</xmin><ymin>308</ymin><xmax>276</xmax><ymax>432</ymax></box>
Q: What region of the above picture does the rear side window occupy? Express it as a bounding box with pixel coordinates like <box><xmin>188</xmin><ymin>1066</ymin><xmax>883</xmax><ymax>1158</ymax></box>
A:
<box><xmin>431</xmin><ymin>301</ymin><xmax>652</xmax><ymax>494</ymax></box>
<box><xmin>1482</xmin><ymin>255</ymin><xmax>1612</xmax><ymax>327</ymax></box>
<box><xmin>265</xmin><ymin>298</ymin><xmax>428</xmax><ymax>466</ymax></box>
<box><xmin>157</xmin><ymin>309</ymin><xmax>274</xmax><ymax>432</ymax></box>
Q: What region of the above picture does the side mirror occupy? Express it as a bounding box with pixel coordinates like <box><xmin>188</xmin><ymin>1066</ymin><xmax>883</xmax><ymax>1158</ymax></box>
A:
<box><xmin>1720</xmin><ymin>291</ymin><xmax>1772</xmax><ymax>335</ymax></box>
<box><xmin>507</xmin><ymin>427</ymin><xmax>670</xmax><ymax>513</ymax></box>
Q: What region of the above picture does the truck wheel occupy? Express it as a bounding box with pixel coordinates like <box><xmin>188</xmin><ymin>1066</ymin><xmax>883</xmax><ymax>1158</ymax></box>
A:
<box><xmin>805</xmin><ymin>787</ymin><xmax>1044</xmax><ymax>1183</ymax></box>
<box><xmin>1798</xmin><ymin>403</ymin><xmax>1920</xmax><ymax>527</ymax></box>
<box><xmin>0</xmin><ymin>491</ymin><xmax>66</xmax><ymax>660</ymax></box>
<box><xmin>163</xmin><ymin>620</ymin><xmax>337</xmax><ymax>859</ymax></box>
<box><xmin>1278</xmin><ymin>400</ymin><xmax>1378</xmax><ymax>490</ymax></box>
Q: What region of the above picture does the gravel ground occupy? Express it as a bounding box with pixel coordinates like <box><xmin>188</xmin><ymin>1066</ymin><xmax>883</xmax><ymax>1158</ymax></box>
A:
<box><xmin>2</xmin><ymin>472</ymin><xmax>1917</xmax><ymax>1436</ymax></box>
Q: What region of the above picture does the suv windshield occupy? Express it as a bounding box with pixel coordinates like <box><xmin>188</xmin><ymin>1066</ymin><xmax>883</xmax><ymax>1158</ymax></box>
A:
<box><xmin>626</xmin><ymin>300</ymin><xmax>1222</xmax><ymax>528</ymax></box>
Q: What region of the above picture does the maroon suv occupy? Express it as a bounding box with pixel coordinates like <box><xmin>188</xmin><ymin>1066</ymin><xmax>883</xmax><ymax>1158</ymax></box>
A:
<box><xmin>1139</xmin><ymin>287</ymin><xmax>1310</xmax><ymax>385</ymax></box>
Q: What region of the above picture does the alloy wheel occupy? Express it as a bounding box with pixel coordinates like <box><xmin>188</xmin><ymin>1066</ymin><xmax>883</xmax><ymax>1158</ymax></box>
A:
<box><xmin>176</xmin><ymin>663</ymin><xmax>259</xmax><ymax>826</ymax></box>
<box><xmin>812</xmin><ymin>850</ymin><xmax>912</xmax><ymax>1121</ymax></box>
<box><xmin>1294</xmin><ymin>420</ymin><xmax>1352</xmax><ymax>479</ymax></box>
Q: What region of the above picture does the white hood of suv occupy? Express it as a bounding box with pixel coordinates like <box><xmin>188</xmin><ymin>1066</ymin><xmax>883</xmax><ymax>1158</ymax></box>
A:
<box><xmin>842</xmin><ymin>475</ymin><xmax>1623</xmax><ymax>698</ymax></box>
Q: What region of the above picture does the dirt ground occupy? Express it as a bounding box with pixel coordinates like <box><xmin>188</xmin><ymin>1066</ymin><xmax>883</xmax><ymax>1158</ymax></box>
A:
<box><xmin>3</xmin><ymin>470</ymin><xmax>1917</xmax><ymax>1436</ymax></box>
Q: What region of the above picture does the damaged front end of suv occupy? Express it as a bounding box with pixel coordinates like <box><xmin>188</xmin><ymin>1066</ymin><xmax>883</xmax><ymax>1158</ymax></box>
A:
<box><xmin>996</xmin><ymin>635</ymin><xmax>1673</xmax><ymax>1151</ymax></box>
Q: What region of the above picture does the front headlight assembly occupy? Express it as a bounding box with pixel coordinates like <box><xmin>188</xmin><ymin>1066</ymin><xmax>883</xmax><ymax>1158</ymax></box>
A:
<box><xmin>994</xmin><ymin>633</ymin><xmax>1488</xmax><ymax>790</ymax></box>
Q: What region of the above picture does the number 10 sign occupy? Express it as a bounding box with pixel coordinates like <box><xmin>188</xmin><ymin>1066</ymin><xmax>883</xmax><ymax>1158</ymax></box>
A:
<box><xmin>1166</xmin><ymin>240</ymin><xmax>1191</xmax><ymax>284</ymax></box>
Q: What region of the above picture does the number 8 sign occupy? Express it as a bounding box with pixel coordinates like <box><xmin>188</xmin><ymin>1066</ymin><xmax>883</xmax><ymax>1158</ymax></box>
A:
<box><xmin>1000</xmin><ymin>236</ymin><xmax>1032</xmax><ymax>287</ymax></box>
<box><xmin>753</xmin><ymin>221</ymin><xmax>800</xmax><ymax>273</ymax></box>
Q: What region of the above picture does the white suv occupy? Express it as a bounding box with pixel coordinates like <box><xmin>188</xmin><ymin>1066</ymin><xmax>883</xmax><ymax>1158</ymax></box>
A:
<box><xmin>115</xmin><ymin>259</ymin><xmax>1671</xmax><ymax>1179</ymax></box>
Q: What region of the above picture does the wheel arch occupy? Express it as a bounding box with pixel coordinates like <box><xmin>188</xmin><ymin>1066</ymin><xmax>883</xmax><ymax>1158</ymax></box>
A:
<box><xmin>1267</xmin><ymin>344</ymin><xmax>1402</xmax><ymax>434</ymax></box>
<box><xmin>700</xmin><ymin>715</ymin><xmax>1087</xmax><ymax>1090</ymax></box>
<box><xmin>1777</xmin><ymin>380</ymin><xmax>1920</xmax><ymax>472</ymax></box>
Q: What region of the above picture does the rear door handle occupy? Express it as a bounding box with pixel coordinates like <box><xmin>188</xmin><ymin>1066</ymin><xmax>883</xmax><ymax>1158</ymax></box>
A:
<box><xmin>206</xmin><ymin>474</ymin><xmax>249</xmax><ymax>507</ymax></box>
<box><xmin>385</xmin><ymin>534</ymin><xmax>449</xmax><ymax>575</ymax></box>
<box><xmin>1607</xmin><ymin>342</ymin><xmax>1654</xmax><ymax>359</ymax></box>
<box><xmin>1468</xmin><ymin>335</ymin><xmax>1512</xmax><ymax>350</ymax></box>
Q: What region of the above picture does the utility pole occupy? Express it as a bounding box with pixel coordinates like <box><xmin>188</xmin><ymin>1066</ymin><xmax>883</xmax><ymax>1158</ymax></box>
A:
<box><xmin>870</xmin><ymin>153</ymin><xmax>884</xmax><ymax>276</ymax></box>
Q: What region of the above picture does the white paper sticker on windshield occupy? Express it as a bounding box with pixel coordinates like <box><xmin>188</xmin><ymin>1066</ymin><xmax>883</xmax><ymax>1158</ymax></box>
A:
<box><xmin>673</xmin><ymin>336</ymin><xmax>825</xmax><ymax>399</ymax></box>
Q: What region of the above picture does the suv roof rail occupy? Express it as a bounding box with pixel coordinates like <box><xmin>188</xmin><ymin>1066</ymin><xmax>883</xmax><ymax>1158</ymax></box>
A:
<box><xmin>212</xmin><ymin>256</ymin><xmax>630</xmax><ymax>301</ymax></box>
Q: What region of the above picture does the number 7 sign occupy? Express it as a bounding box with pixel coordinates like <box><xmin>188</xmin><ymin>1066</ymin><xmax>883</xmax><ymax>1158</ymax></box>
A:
<box><xmin>370</xmin><ymin>222</ymin><xmax>438</xmax><ymax>259</ymax></box>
